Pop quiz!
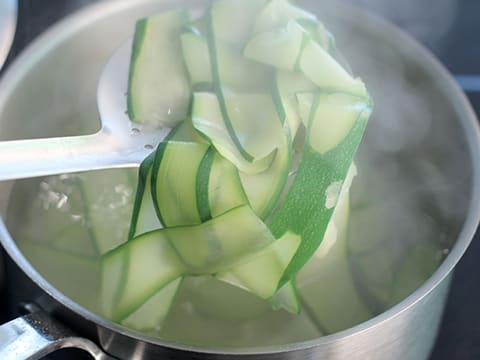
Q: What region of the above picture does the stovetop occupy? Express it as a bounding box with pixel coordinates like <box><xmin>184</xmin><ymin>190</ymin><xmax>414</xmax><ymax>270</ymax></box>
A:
<box><xmin>1</xmin><ymin>1</ymin><xmax>480</xmax><ymax>359</ymax></box>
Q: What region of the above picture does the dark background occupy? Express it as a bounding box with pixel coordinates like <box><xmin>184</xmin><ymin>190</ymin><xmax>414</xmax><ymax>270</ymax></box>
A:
<box><xmin>1</xmin><ymin>1</ymin><xmax>480</xmax><ymax>359</ymax></box>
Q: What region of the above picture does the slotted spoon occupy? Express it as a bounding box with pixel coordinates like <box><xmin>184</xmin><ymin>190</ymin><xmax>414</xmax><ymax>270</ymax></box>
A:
<box><xmin>0</xmin><ymin>40</ymin><xmax>170</xmax><ymax>181</ymax></box>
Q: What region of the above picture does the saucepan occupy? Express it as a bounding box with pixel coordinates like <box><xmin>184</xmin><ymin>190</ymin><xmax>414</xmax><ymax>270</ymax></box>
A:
<box><xmin>0</xmin><ymin>0</ymin><xmax>479</xmax><ymax>359</ymax></box>
<box><xmin>0</xmin><ymin>0</ymin><xmax>17</xmax><ymax>298</ymax></box>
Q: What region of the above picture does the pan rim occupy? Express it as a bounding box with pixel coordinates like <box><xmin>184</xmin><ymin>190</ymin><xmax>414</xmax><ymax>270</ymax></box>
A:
<box><xmin>0</xmin><ymin>0</ymin><xmax>479</xmax><ymax>356</ymax></box>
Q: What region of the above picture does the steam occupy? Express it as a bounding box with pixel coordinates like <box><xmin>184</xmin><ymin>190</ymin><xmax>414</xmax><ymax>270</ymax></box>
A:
<box><xmin>298</xmin><ymin>0</ymin><xmax>472</xmax><ymax>312</ymax></box>
<box><xmin>331</xmin><ymin>0</ymin><xmax>471</xmax><ymax>236</ymax></box>
<box><xmin>339</xmin><ymin>0</ymin><xmax>458</xmax><ymax>49</ymax></box>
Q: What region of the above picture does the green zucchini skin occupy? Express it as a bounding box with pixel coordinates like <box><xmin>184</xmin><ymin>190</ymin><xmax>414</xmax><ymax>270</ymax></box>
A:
<box><xmin>269</xmin><ymin>93</ymin><xmax>372</xmax><ymax>287</ymax></box>
<box><xmin>196</xmin><ymin>147</ymin><xmax>216</xmax><ymax>222</ymax></box>
<box><xmin>127</xmin><ymin>152</ymin><xmax>158</xmax><ymax>240</ymax></box>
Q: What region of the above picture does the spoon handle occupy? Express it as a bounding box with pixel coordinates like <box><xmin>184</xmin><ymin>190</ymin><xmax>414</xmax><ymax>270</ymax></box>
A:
<box><xmin>0</xmin><ymin>309</ymin><xmax>114</xmax><ymax>360</ymax></box>
<box><xmin>0</xmin><ymin>132</ymin><xmax>143</xmax><ymax>181</ymax></box>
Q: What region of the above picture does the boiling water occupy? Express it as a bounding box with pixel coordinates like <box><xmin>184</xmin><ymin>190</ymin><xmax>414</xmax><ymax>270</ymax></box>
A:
<box><xmin>5</xmin><ymin>161</ymin><xmax>449</xmax><ymax>348</ymax></box>
<box><xmin>0</xmin><ymin>0</ymin><xmax>471</xmax><ymax>350</ymax></box>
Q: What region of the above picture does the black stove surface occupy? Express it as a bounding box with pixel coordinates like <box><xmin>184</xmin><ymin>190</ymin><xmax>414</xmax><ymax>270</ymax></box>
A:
<box><xmin>1</xmin><ymin>1</ymin><xmax>480</xmax><ymax>359</ymax></box>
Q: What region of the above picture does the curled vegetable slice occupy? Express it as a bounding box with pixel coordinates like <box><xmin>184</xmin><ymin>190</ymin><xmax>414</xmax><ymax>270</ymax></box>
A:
<box><xmin>269</xmin><ymin>92</ymin><xmax>372</xmax><ymax>287</ymax></box>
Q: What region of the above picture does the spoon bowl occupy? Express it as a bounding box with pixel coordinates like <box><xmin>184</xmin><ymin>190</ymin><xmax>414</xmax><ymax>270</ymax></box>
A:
<box><xmin>0</xmin><ymin>39</ymin><xmax>169</xmax><ymax>181</ymax></box>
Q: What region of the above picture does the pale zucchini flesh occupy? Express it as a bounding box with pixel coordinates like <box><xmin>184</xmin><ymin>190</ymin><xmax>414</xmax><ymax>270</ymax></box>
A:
<box><xmin>170</xmin><ymin>206</ymin><xmax>276</xmax><ymax>274</ymax></box>
<box><xmin>102</xmin><ymin>232</ymin><xmax>185</xmax><ymax>321</ymax></box>
<box><xmin>166</xmin><ymin>117</ymin><xmax>207</xmax><ymax>143</ymax></box>
<box><xmin>192</xmin><ymin>92</ymin><xmax>281</xmax><ymax>174</ymax></box>
<box><xmin>121</xmin><ymin>278</ymin><xmax>183</xmax><ymax>333</ymax></box>
<box><xmin>128</xmin><ymin>10</ymin><xmax>191</xmax><ymax>127</ymax></box>
<box><xmin>299</xmin><ymin>40</ymin><xmax>368</xmax><ymax>98</ymax></box>
<box><xmin>216</xmin><ymin>231</ymin><xmax>300</xmax><ymax>299</ymax></box>
<box><xmin>106</xmin><ymin>0</ymin><xmax>374</xmax><ymax>332</ymax></box>
<box><xmin>152</xmin><ymin>142</ymin><xmax>210</xmax><ymax>227</ymax></box>
<box><xmin>244</xmin><ymin>20</ymin><xmax>306</xmax><ymax>71</ymax></box>
<box><xmin>180</xmin><ymin>31</ymin><xmax>212</xmax><ymax>87</ymax></box>
<box><xmin>102</xmin><ymin>205</ymin><xmax>281</xmax><ymax>320</ymax></box>
<box><xmin>211</xmin><ymin>0</ymin><xmax>268</xmax><ymax>47</ymax></box>
<box><xmin>207</xmin><ymin>152</ymin><xmax>249</xmax><ymax>218</ymax></box>
<box><xmin>253</xmin><ymin>0</ymin><xmax>318</xmax><ymax>34</ymax></box>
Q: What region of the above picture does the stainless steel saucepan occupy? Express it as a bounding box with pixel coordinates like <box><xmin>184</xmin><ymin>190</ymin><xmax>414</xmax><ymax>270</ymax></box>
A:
<box><xmin>0</xmin><ymin>0</ymin><xmax>479</xmax><ymax>359</ymax></box>
<box><xmin>0</xmin><ymin>0</ymin><xmax>17</xmax><ymax>307</ymax></box>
